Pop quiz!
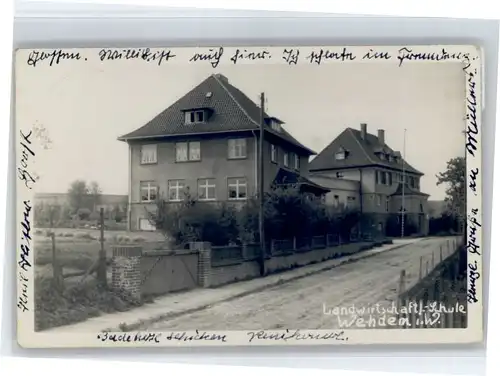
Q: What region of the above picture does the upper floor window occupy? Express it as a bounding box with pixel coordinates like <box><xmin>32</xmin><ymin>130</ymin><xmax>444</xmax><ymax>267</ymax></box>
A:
<box><xmin>228</xmin><ymin>138</ymin><xmax>247</xmax><ymax>159</ymax></box>
<box><xmin>293</xmin><ymin>153</ymin><xmax>300</xmax><ymax>170</ymax></box>
<box><xmin>283</xmin><ymin>152</ymin><xmax>289</xmax><ymax>167</ymax></box>
<box><xmin>381</xmin><ymin>171</ymin><xmax>387</xmax><ymax>185</ymax></box>
<box><xmin>185</xmin><ymin>110</ymin><xmax>206</xmax><ymax>124</ymax></box>
<box><xmin>140</xmin><ymin>144</ymin><xmax>157</xmax><ymax>164</ymax></box>
<box><xmin>198</xmin><ymin>178</ymin><xmax>216</xmax><ymax>201</ymax></box>
<box><xmin>228</xmin><ymin>177</ymin><xmax>247</xmax><ymax>200</ymax></box>
<box><xmin>176</xmin><ymin>141</ymin><xmax>201</xmax><ymax>162</ymax></box>
<box><xmin>388</xmin><ymin>172</ymin><xmax>393</xmax><ymax>185</ymax></box>
<box><xmin>271</xmin><ymin>144</ymin><xmax>277</xmax><ymax>163</ymax></box>
<box><xmin>168</xmin><ymin>179</ymin><xmax>185</xmax><ymax>202</ymax></box>
<box><xmin>140</xmin><ymin>181</ymin><xmax>158</xmax><ymax>203</ymax></box>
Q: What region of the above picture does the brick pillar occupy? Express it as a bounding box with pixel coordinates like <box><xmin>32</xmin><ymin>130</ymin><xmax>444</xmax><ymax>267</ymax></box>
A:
<box><xmin>111</xmin><ymin>245</ymin><xmax>142</xmax><ymax>301</ymax></box>
<box><xmin>191</xmin><ymin>242</ymin><xmax>212</xmax><ymax>288</ymax></box>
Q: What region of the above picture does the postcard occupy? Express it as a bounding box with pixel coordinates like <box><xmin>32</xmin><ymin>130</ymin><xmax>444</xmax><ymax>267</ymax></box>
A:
<box><xmin>15</xmin><ymin>45</ymin><xmax>483</xmax><ymax>347</ymax></box>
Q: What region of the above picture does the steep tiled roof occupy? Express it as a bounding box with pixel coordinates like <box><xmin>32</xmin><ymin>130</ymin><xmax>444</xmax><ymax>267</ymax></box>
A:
<box><xmin>118</xmin><ymin>74</ymin><xmax>315</xmax><ymax>155</ymax></box>
<box><xmin>308</xmin><ymin>127</ymin><xmax>423</xmax><ymax>175</ymax></box>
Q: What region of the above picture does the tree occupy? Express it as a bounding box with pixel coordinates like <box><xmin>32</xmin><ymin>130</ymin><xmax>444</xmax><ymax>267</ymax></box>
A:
<box><xmin>67</xmin><ymin>180</ymin><xmax>89</xmax><ymax>213</ymax></box>
<box><xmin>89</xmin><ymin>181</ymin><xmax>102</xmax><ymax>212</ymax></box>
<box><xmin>436</xmin><ymin>156</ymin><xmax>466</xmax><ymax>232</ymax></box>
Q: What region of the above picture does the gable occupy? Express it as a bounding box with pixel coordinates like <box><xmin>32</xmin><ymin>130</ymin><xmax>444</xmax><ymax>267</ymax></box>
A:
<box><xmin>309</xmin><ymin>127</ymin><xmax>422</xmax><ymax>175</ymax></box>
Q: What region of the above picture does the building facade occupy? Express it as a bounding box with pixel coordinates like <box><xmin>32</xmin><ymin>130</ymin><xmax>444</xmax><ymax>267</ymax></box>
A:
<box><xmin>309</xmin><ymin>123</ymin><xmax>430</xmax><ymax>236</ymax></box>
<box><xmin>119</xmin><ymin>73</ymin><xmax>328</xmax><ymax>231</ymax></box>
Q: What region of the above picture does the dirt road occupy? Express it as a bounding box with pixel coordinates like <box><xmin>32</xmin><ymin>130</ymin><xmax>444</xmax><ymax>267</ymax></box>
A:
<box><xmin>147</xmin><ymin>237</ymin><xmax>459</xmax><ymax>331</ymax></box>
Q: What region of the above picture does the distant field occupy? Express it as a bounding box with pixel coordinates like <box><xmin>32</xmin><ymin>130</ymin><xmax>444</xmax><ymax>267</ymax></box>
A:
<box><xmin>34</xmin><ymin>227</ymin><xmax>170</xmax><ymax>277</ymax></box>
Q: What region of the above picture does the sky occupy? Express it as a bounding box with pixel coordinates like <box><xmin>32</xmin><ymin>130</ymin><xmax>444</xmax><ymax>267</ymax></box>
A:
<box><xmin>16</xmin><ymin>50</ymin><xmax>465</xmax><ymax>201</ymax></box>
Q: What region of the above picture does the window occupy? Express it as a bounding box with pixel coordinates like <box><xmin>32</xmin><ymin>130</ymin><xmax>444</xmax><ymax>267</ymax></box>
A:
<box><xmin>184</xmin><ymin>110</ymin><xmax>205</xmax><ymax>124</ymax></box>
<box><xmin>375</xmin><ymin>170</ymin><xmax>379</xmax><ymax>184</ymax></box>
<box><xmin>376</xmin><ymin>195</ymin><xmax>381</xmax><ymax>206</ymax></box>
<box><xmin>333</xmin><ymin>195</ymin><xmax>340</xmax><ymax>207</ymax></box>
<box><xmin>410</xmin><ymin>176</ymin><xmax>415</xmax><ymax>188</ymax></box>
<box><xmin>228</xmin><ymin>178</ymin><xmax>247</xmax><ymax>200</ymax></box>
<box><xmin>379</xmin><ymin>153</ymin><xmax>385</xmax><ymax>161</ymax></box>
<box><xmin>381</xmin><ymin>171</ymin><xmax>387</xmax><ymax>185</ymax></box>
<box><xmin>420</xmin><ymin>203</ymin><xmax>424</xmax><ymax>212</ymax></box>
<box><xmin>176</xmin><ymin>141</ymin><xmax>200</xmax><ymax>162</ymax></box>
<box><xmin>284</xmin><ymin>152</ymin><xmax>289</xmax><ymax>167</ymax></box>
<box><xmin>293</xmin><ymin>153</ymin><xmax>300</xmax><ymax>170</ymax></box>
<box><xmin>336</xmin><ymin>172</ymin><xmax>344</xmax><ymax>178</ymax></box>
<box><xmin>140</xmin><ymin>144</ymin><xmax>157</xmax><ymax>164</ymax></box>
<box><xmin>168</xmin><ymin>180</ymin><xmax>185</xmax><ymax>201</ymax></box>
<box><xmin>335</xmin><ymin>151</ymin><xmax>345</xmax><ymax>160</ymax></box>
<box><xmin>388</xmin><ymin>155</ymin><xmax>393</xmax><ymax>162</ymax></box>
<box><xmin>228</xmin><ymin>138</ymin><xmax>247</xmax><ymax>159</ymax></box>
<box><xmin>139</xmin><ymin>218</ymin><xmax>156</xmax><ymax>232</ymax></box>
<box><xmin>388</xmin><ymin>172</ymin><xmax>393</xmax><ymax>185</ymax></box>
<box><xmin>271</xmin><ymin>144</ymin><xmax>277</xmax><ymax>163</ymax></box>
<box><xmin>198</xmin><ymin>178</ymin><xmax>216</xmax><ymax>201</ymax></box>
<box><xmin>399</xmin><ymin>173</ymin><xmax>404</xmax><ymax>183</ymax></box>
<box><xmin>140</xmin><ymin>181</ymin><xmax>158</xmax><ymax>202</ymax></box>
<box><xmin>270</xmin><ymin>120</ymin><xmax>282</xmax><ymax>132</ymax></box>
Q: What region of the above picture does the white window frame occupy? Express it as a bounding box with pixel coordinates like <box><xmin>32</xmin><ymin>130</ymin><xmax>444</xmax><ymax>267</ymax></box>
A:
<box><xmin>271</xmin><ymin>120</ymin><xmax>282</xmax><ymax>132</ymax></box>
<box><xmin>271</xmin><ymin>144</ymin><xmax>277</xmax><ymax>163</ymax></box>
<box><xmin>228</xmin><ymin>138</ymin><xmax>247</xmax><ymax>159</ymax></box>
<box><xmin>140</xmin><ymin>181</ymin><xmax>158</xmax><ymax>203</ymax></box>
<box><xmin>168</xmin><ymin>179</ymin><xmax>185</xmax><ymax>202</ymax></box>
<box><xmin>185</xmin><ymin>110</ymin><xmax>206</xmax><ymax>124</ymax></box>
<box><xmin>140</xmin><ymin>144</ymin><xmax>157</xmax><ymax>165</ymax></box>
<box><xmin>139</xmin><ymin>218</ymin><xmax>156</xmax><ymax>232</ymax></box>
<box><xmin>227</xmin><ymin>177</ymin><xmax>247</xmax><ymax>200</ymax></box>
<box><xmin>284</xmin><ymin>152</ymin><xmax>289</xmax><ymax>167</ymax></box>
<box><xmin>176</xmin><ymin>141</ymin><xmax>201</xmax><ymax>162</ymax></box>
<box><xmin>335</xmin><ymin>151</ymin><xmax>345</xmax><ymax>160</ymax></box>
<box><xmin>198</xmin><ymin>178</ymin><xmax>216</xmax><ymax>201</ymax></box>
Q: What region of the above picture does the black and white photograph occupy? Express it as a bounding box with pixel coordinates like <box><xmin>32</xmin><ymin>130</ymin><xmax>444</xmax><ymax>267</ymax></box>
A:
<box><xmin>15</xmin><ymin>45</ymin><xmax>483</xmax><ymax>347</ymax></box>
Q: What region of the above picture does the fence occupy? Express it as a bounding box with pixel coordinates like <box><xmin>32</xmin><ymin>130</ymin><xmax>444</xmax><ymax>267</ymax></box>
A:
<box><xmin>42</xmin><ymin>208</ymin><xmax>108</xmax><ymax>291</ymax></box>
<box><xmin>396</xmin><ymin>236</ymin><xmax>466</xmax><ymax>329</ymax></box>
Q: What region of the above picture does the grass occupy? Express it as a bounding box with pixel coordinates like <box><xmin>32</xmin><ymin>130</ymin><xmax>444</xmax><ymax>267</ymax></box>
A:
<box><xmin>34</xmin><ymin>275</ymin><xmax>144</xmax><ymax>331</ymax></box>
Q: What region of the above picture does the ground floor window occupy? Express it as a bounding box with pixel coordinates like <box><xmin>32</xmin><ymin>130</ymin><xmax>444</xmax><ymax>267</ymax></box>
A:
<box><xmin>139</xmin><ymin>218</ymin><xmax>156</xmax><ymax>231</ymax></box>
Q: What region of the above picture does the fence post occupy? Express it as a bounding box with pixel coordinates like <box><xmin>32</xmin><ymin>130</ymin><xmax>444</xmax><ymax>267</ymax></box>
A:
<box><xmin>431</xmin><ymin>251</ymin><xmax>435</xmax><ymax>268</ymax></box>
<box><xmin>440</xmin><ymin>245</ymin><xmax>443</xmax><ymax>262</ymax></box>
<box><xmin>426</xmin><ymin>261</ymin><xmax>429</xmax><ymax>276</ymax></box>
<box><xmin>111</xmin><ymin>245</ymin><xmax>142</xmax><ymax>301</ymax></box>
<box><xmin>97</xmin><ymin>208</ymin><xmax>107</xmax><ymax>287</ymax></box>
<box><xmin>192</xmin><ymin>242</ymin><xmax>212</xmax><ymax>288</ymax></box>
<box><xmin>419</xmin><ymin>256</ymin><xmax>423</xmax><ymax>280</ymax></box>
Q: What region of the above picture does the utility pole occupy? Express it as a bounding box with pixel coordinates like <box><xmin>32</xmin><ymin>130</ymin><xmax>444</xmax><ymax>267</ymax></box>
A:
<box><xmin>259</xmin><ymin>92</ymin><xmax>266</xmax><ymax>276</ymax></box>
<box><xmin>401</xmin><ymin>128</ymin><xmax>407</xmax><ymax>238</ymax></box>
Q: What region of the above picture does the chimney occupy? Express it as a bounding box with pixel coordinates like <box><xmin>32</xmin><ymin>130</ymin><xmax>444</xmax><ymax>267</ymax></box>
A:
<box><xmin>377</xmin><ymin>129</ymin><xmax>385</xmax><ymax>145</ymax></box>
<box><xmin>214</xmin><ymin>73</ymin><xmax>229</xmax><ymax>84</ymax></box>
<box><xmin>360</xmin><ymin>123</ymin><xmax>367</xmax><ymax>140</ymax></box>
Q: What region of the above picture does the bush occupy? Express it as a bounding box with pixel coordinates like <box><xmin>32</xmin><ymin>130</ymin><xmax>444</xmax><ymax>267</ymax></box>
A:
<box><xmin>148</xmin><ymin>185</ymin><xmax>363</xmax><ymax>247</ymax></box>
<box><xmin>77</xmin><ymin>208</ymin><xmax>92</xmax><ymax>221</ymax></box>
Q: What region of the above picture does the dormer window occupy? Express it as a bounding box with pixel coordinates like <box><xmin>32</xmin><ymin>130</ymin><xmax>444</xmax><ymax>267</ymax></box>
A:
<box><xmin>271</xmin><ymin>120</ymin><xmax>281</xmax><ymax>132</ymax></box>
<box><xmin>185</xmin><ymin>110</ymin><xmax>206</xmax><ymax>124</ymax></box>
<box><xmin>335</xmin><ymin>147</ymin><xmax>347</xmax><ymax>160</ymax></box>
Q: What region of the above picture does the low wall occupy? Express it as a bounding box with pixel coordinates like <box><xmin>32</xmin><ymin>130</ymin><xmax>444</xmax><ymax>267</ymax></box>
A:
<box><xmin>207</xmin><ymin>241</ymin><xmax>372</xmax><ymax>288</ymax></box>
<box><xmin>111</xmin><ymin>240</ymin><xmax>377</xmax><ymax>298</ymax></box>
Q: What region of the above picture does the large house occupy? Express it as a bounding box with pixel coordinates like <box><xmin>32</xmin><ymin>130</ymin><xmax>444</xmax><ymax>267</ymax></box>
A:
<box><xmin>308</xmin><ymin>123</ymin><xmax>430</xmax><ymax>236</ymax></box>
<box><xmin>118</xmin><ymin>73</ymin><xmax>328</xmax><ymax>231</ymax></box>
